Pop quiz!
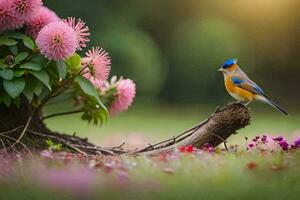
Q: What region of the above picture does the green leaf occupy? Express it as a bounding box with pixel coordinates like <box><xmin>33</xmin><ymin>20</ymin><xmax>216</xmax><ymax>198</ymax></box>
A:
<box><xmin>23</xmin><ymin>77</ymin><xmax>44</xmax><ymax>101</ymax></box>
<box><xmin>0</xmin><ymin>94</ymin><xmax>11</xmax><ymax>107</ymax></box>
<box><xmin>0</xmin><ymin>69</ymin><xmax>14</xmax><ymax>80</ymax></box>
<box><xmin>0</xmin><ymin>38</ymin><xmax>18</xmax><ymax>46</ymax></box>
<box><xmin>66</xmin><ymin>53</ymin><xmax>82</xmax><ymax>70</ymax></box>
<box><xmin>9</xmin><ymin>45</ymin><xmax>18</xmax><ymax>55</ymax></box>
<box><xmin>3</xmin><ymin>78</ymin><xmax>26</xmax><ymax>99</ymax></box>
<box><xmin>23</xmin><ymin>86</ymin><xmax>34</xmax><ymax>102</ymax></box>
<box><xmin>14</xmin><ymin>69</ymin><xmax>26</xmax><ymax>77</ymax></box>
<box><xmin>20</xmin><ymin>62</ymin><xmax>43</xmax><ymax>71</ymax></box>
<box><xmin>6</xmin><ymin>32</ymin><xmax>36</xmax><ymax>50</ymax></box>
<box><xmin>0</xmin><ymin>61</ymin><xmax>7</xmax><ymax>69</ymax></box>
<box><xmin>13</xmin><ymin>97</ymin><xmax>21</xmax><ymax>108</ymax></box>
<box><xmin>75</xmin><ymin>75</ymin><xmax>107</xmax><ymax>111</ymax></box>
<box><xmin>29</xmin><ymin>70</ymin><xmax>51</xmax><ymax>90</ymax></box>
<box><xmin>5</xmin><ymin>32</ymin><xmax>26</xmax><ymax>40</ymax></box>
<box><xmin>56</xmin><ymin>60</ymin><xmax>67</xmax><ymax>79</ymax></box>
<box><xmin>23</xmin><ymin>37</ymin><xmax>36</xmax><ymax>49</ymax></box>
<box><xmin>31</xmin><ymin>54</ymin><xmax>48</xmax><ymax>65</ymax></box>
<box><xmin>15</xmin><ymin>52</ymin><xmax>29</xmax><ymax>63</ymax></box>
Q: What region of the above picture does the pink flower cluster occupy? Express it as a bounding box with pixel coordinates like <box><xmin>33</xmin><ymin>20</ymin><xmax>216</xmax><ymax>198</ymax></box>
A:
<box><xmin>1</xmin><ymin>0</ymin><xmax>91</xmax><ymax>61</ymax></box>
<box><xmin>247</xmin><ymin>135</ymin><xmax>300</xmax><ymax>152</ymax></box>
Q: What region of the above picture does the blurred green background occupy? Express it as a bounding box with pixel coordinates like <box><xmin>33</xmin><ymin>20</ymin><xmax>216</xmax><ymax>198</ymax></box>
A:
<box><xmin>43</xmin><ymin>0</ymin><xmax>300</xmax><ymax>146</ymax></box>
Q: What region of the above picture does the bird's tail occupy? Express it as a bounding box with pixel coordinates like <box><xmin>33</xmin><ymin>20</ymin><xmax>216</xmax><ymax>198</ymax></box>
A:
<box><xmin>261</xmin><ymin>95</ymin><xmax>288</xmax><ymax>115</ymax></box>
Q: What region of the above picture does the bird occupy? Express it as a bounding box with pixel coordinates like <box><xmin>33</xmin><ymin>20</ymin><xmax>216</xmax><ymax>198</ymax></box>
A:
<box><xmin>218</xmin><ymin>59</ymin><xmax>288</xmax><ymax>115</ymax></box>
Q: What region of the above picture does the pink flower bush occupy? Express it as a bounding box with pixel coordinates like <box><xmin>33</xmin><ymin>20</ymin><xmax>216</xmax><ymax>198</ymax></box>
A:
<box><xmin>82</xmin><ymin>47</ymin><xmax>111</xmax><ymax>84</ymax></box>
<box><xmin>25</xmin><ymin>6</ymin><xmax>59</xmax><ymax>39</ymax></box>
<box><xmin>110</xmin><ymin>79</ymin><xmax>136</xmax><ymax>116</ymax></box>
<box><xmin>36</xmin><ymin>21</ymin><xmax>77</xmax><ymax>61</ymax></box>
<box><xmin>64</xmin><ymin>17</ymin><xmax>90</xmax><ymax>50</ymax></box>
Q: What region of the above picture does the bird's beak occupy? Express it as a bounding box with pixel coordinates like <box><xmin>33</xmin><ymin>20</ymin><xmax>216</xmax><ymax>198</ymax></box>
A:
<box><xmin>218</xmin><ymin>68</ymin><xmax>225</xmax><ymax>72</ymax></box>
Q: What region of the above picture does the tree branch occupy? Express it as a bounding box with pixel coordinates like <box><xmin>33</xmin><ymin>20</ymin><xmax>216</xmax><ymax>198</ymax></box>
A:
<box><xmin>130</xmin><ymin>102</ymin><xmax>251</xmax><ymax>156</ymax></box>
<box><xmin>42</xmin><ymin>109</ymin><xmax>84</xmax><ymax>120</ymax></box>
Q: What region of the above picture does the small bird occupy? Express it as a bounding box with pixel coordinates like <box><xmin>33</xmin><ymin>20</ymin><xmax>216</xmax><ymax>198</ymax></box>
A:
<box><xmin>219</xmin><ymin>59</ymin><xmax>288</xmax><ymax>115</ymax></box>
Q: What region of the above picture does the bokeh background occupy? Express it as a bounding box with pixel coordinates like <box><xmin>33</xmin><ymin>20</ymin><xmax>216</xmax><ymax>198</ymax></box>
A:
<box><xmin>44</xmin><ymin>0</ymin><xmax>300</xmax><ymax>148</ymax></box>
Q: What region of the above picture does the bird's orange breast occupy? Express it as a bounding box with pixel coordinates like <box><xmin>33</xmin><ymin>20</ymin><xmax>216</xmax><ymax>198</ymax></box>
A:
<box><xmin>224</xmin><ymin>76</ymin><xmax>255</xmax><ymax>101</ymax></box>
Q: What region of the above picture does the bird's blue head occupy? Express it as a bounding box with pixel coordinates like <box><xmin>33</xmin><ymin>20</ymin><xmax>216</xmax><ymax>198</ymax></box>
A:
<box><xmin>222</xmin><ymin>59</ymin><xmax>238</xmax><ymax>69</ymax></box>
<box><xmin>218</xmin><ymin>59</ymin><xmax>238</xmax><ymax>74</ymax></box>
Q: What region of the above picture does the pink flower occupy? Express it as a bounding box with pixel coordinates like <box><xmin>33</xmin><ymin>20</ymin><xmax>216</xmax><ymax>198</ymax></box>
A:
<box><xmin>25</xmin><ymin>6</ymin><xmax>60</xmax><ymax>39</ymax></box>
<box><xmin>87</xmin><ymin>76</ymin><xmax>103</xmax><ymax>89</ymax></box>
<box><xmin>13</xmin><ymin>0</ymin><xmax>42</xmax><ymax>20</ymax></box>
<box><xmin>64</xmin><ymin>17</ymin><xmax>90</xmax><ymax>50</ymax></box>
<box><xmin>36</xmin><ymin>21</ymin><xmax>77</xmax><ymax>61</ymax></box>
<box><xmin>0</xmin><ymin>0</ymin><xmax>23</xmax><ymax>32</ymax></box>
<box><xmin>82</xmin><ymin>47</ymin><xmax>111</xmax><ymax>83</ymax></box>
<box><xmin>110</xmin><ymin>79</ymin><xmax>136</xmax><ymax>116</ymax></box>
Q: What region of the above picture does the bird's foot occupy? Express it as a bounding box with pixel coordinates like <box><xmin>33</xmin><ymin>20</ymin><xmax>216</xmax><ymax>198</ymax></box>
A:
<box><xmin>235</xmin><ymin>101</ymin><xmax>251</xmax><ymax>106</ymax></box>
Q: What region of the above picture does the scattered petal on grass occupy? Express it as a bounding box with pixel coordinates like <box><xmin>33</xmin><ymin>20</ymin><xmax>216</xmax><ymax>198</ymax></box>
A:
<box><xmin>247</xmin><ymin>162</ymin><xmax>257</xmax><ymax>170</ymax></box>
<box><xmin>163</xmin><ymin>167</ymin><xmax>175</xmax><ymax>175</ymax></box>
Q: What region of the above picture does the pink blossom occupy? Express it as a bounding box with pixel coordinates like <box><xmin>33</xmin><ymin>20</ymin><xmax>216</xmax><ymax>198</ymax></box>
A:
<box><xmin>82</xmin><ymin>47</ymin><xmax>111</xmax><ymax>83</ymax></box>
<box><xmin>291</xmin><ymin>138</ymin><xmax>300</xmax><ymax>149</ymax></box>
<box><xmin>64</xmin><ymin>17</ymin><xmax>90</xmax><ymax>50</ymax></box>
<box><xmin>12</xmin><ymin>0</ymin><xmax>42</xmax><ymax>20</ymax></box>
<box><xmin>0</xmin><ymin>0</ymin><xmax>23</xmax><ymax>32</ymax></box>
<box><xmin>87</xmin><ymin>76</ymin><xmax>103</xmax><ymax>89</ymax></box>
<box><xmin>110</xmin><ymin>79</ymin><xmax>136</xmax><ymax>116</ymax></box>
<box><xmin>25</xmin><ymin>6</ymin><xmax>60</xmax><ymax>39</ymax></box>
<box><xmin>36</xmin><ymin>21</ymin><xmax>77</xmax><ymax>61</ymax></box>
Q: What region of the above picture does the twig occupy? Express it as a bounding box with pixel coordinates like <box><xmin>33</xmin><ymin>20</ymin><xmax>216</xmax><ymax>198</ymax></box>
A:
<box><xmin>135</xmin><ymin>120</ymin><xmax>207</xmax><ymax>153</ymax></box>
<box><xmin>212</xmin><ymin>133</ymin><xmax>229</xmax><ymax>151</ymax></box>
<box><xmin>0</xmin><ymin>126</ymin><xmax>24</xmax><ymax>136</ymax></box>
<box><xmin>0</xmin><ymin>138</ymin><xmax>7</xmax><ymax>155</ymax></box>
<box><xmin>71</xmin><ymin>144</ymin><xmax>117</xmax><ymax>155</ymax></box>
<box><xmin>42</xmin><ymin>109</ymin><xmax>84</xmax><ymax>120</ymax></box>
<box><xmin>2</xmin><ymin>134</ymin><xmax>32</xmax><ymax>156</ymax></box>
<box><xmin>5</xmin><ymin>139</ymin><xmax>20</xmax><ymax>155</ymax></box>
<box><xmin>10</xmin><ymin>114</ymin><xmax>33</xmax><ymax>148</ymax></box>
<box><xmin>111</xmin><ymin>142</ymin><xmax>126</xmax><ymax>150</ymax></box>
<box><xmin>26</xmin><ymin>130</ymin><xmax>88</xmax><ymax>156</ymax></box>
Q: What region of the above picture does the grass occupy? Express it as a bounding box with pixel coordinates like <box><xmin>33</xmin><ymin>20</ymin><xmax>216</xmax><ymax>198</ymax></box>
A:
<box><xmin>0</xmin><ymin>150</ymin><xmax>299</xmax><ymax>200</ymax></box>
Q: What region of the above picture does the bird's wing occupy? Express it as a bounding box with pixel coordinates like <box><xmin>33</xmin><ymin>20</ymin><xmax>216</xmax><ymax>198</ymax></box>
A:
<box><xmin>231</xmin><ymin>76</ymin><xmax>264</xmax><ymax>95</ymax></box>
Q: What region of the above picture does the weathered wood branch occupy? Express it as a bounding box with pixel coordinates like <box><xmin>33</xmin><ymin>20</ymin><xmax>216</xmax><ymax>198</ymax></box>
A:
<box><xmin>131</xmin><ymin>102</ymin><xmax>250</xmax><ymax>156</ymax></box>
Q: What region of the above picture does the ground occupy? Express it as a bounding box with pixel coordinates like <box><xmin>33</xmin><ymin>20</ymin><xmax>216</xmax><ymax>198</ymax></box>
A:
<box><xmin>0</xmin><ymin>104</ymin><xmax>299</xmax><ymax>200</ymax></box>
